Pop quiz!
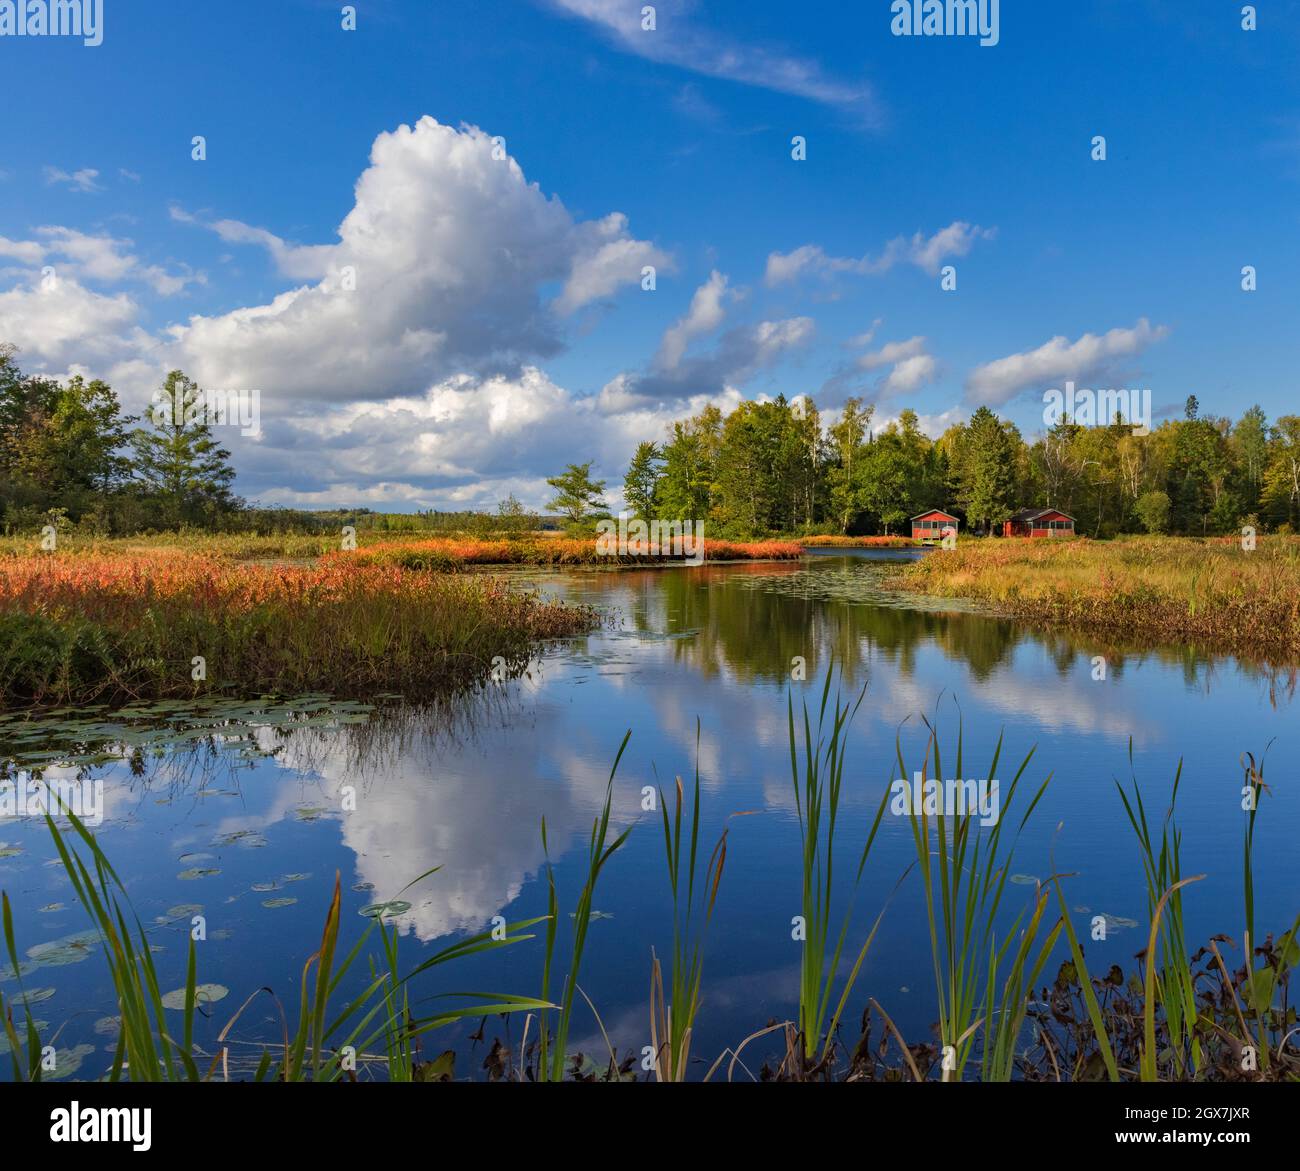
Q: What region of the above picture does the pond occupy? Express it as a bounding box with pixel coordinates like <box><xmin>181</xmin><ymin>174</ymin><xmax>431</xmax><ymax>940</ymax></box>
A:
<box><xmin>1</xmin><ymin>549</ymin><xmax>1296</xmax><ymax>1078</ymax></box>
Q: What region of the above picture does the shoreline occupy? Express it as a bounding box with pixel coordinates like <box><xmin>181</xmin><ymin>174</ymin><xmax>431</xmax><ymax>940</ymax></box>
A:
<box><xmin>885</xmin><ymin>536</ymin><xmax>1300</xmax><ymax>666</ymax></box>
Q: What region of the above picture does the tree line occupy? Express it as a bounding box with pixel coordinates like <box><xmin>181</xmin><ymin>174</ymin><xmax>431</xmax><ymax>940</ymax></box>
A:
<box><xmin>0</xmin><ymin>346</ymin><xmax>240</xmax><ymax>533</ymax></box>
<box><xmin>548</xmin><ymin>394</ymin><xmax>1300</xmax><ymax>539</ymax></box>
<box><xmin>6</xmin><ymin>341</ymin><xmax>1298</xmax><ymax>539</ymax></box>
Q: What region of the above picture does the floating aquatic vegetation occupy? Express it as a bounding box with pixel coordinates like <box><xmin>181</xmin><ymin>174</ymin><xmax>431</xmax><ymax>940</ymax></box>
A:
<box><xmin>358</xmin><ymin>900</ymin><xmax>411</xmax><ymax>918</ymax></box>
<box><xmin>214</xmin><ymin>830</ymin><xmax>268</xmax><ymax>849</ymax></box>
<box><xmin>262</xmin><ymin>897</ymin><xmax>297</xmax><ymax>909</ymax></box>
<box><xmin>25</xmin><ymin>930</ymin><xmax>98</xmax><ymax>968</ymax></box>
<box><xmin>161</xmin><ymin>983</ymin><xmax>228</xmax><ymax>1011</ymax></box>
<box><xmin>43</xmin><ymin>1044</ymin><xmax>96</xmax><ymax>1080</ymax></box>
<box><xmin>157</xmin><ymin>904</ymin><xmax>203</xmax><ymax>924</ymax></box>
<box><xmin>177</xmin><ymin>868</ymin><xmax>221</xmax><ymax>881</ymax></box>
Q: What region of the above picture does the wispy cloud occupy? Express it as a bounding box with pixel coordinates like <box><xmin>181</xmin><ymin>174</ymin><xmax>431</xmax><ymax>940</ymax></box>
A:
<box><xmin>43</xmin><ymin>166</ymin><xmax>103</xmax><ymax>193</ymax></box>
<box><xmin>766</xmin><ymin>222</ymin><xmax>995</xmax><ymax>285</ymax></box>
<box><xmin>543</xmin><ymin>0</ymin><xmax>877</xmax><ymax>118</ymax></box>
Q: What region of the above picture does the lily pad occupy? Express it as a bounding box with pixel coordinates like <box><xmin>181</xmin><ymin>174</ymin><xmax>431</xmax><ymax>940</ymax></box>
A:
<box><xmin>26</xmin><ymin>930</ymin><xmax>99</xmax><ymax>968</ymax></box>
<box><xmin>359</xmin><ymin>900</ymin><xmax>411</xmax><ymax>919</ymax></box>
<box><xmin>177</xmin><ymin>868</ymin><xmax>221</xmax><ymax>880</ymax></box>
<box><xmin>44</xmin><ymin>1043</ymin><xmax>96</xmax><ymax>1080</ymax></box>
<box><xmin>161</xmin><ymin>904</ymin><xmax>203</xmax><ymax>921</ymax></box>
<box><xmin>162</xmin><ymin>983</ymin><xmax>229</xmax><ymax>1011</ymax></box>
<box><xmin>262</xmin><ymin>897</ymin><xmax>297</xmax><ymax>909</ymax></box>
<box><xmin>214</xmin><ymin>830</ymin><xmax>268</xmax><ymax>848</ymax></box>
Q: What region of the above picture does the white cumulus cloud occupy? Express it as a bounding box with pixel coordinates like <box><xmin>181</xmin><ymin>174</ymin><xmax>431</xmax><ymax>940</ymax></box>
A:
<box><xmin>169</xmin><ymin>117</ymin><xmax>667</xmax><ymax>402</ymax></box>
<box><xmin>965</xmin><ymin>318</ymin><xmax>1171</xmax><ymax>406</ymax></box>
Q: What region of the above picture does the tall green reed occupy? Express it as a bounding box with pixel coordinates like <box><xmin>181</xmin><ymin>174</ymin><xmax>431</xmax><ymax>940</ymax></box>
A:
<box><xmin>787</xmin><ymin>666</ymin><xmax>892</xmax><ymax>1069</ymax></box>
<box><xmin>649</xmin><ymin>718</ymin><xmax>727</xmax><ymax>1081</ymax></box>
<box><xmin>536</xmin><ymin>730</ymin><xmax>633</xmax><ymax>1082</ymax></box>
<box><xmin>1114</xmin><ymin>745</ymin><xmax>1203</xmax><ymax>1080</ymax></box>
<box><xmin>897</xmin><ymin>712</ymin><xmax>1055</xmax><ymax>1081</ymax></box>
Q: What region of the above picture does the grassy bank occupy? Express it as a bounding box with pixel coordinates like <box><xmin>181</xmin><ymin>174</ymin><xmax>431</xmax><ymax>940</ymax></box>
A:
<box><xmin>891</xmin><ymin>536</ymin><xmax>1300</xmax><ymax>661</ymax></box>
<box><xmin>321</xmin><ymin>536</ymin><xmax>802</xmax><ymax>570</ymax></box>
<box><xmin>2</xmin><ymin>531</ymin><xmax>805</xmax><ymax>567</ymax></box>
<box><xmin>0</xmin><ymin>532</ymin><xmax>804</xmax><ymax>707</ymax></box>
<box><xmin>0</xmin><ymin>551</ymin><xmax>596</xmax><ymax>707</ymax></box>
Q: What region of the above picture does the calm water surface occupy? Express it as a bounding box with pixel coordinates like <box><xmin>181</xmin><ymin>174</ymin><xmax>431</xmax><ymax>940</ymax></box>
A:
<box><xmin>2</xmin><ymin>550</ymin><xmax>1296</xmax><ymax>1077</ymax></box>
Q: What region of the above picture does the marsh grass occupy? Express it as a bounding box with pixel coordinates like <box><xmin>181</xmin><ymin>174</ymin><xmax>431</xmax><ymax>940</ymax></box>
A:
<box><xmin>0</xmin><ymin>552</ymin><xmax>595</xmax><ymax>706</ymax></box>
<box><xmin>324</xmin><ymin>536</ymin><xmax>803</xmax><ymax>571</ymax></box>
<box><xmin>893</xmin><ymin>536</ymin><xmax>1300</xmax><ymax>660</ymax></box>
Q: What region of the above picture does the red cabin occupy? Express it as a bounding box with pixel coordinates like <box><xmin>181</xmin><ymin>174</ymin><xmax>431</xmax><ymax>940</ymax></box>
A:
<box><xmin>1004</xmin><ymin>508</ymin><xmax>1076</xmax><ymax>538</ymax></box>
<box><xmin>911</xmin><ymin>509</ymin><xmax>960</xmax><ymax>544</ymax></box>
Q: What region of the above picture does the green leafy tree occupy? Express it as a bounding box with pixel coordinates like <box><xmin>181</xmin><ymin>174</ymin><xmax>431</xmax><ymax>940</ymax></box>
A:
<box><xmin>1232</xmin><ymin>405</ymin><xmax>1269</xmax><ymax>514</ymax></box>
<box><xmin>1261</xmin><ymin>416</ymin><xmax>1300</xmax><ymax>530</ymax></box>
<box><xmin>860</xmin><ymin>426</ymin><xmax>911</xmax><ymax>534</ymax></box>
<box><xmin>1135</xmin><ymin>489</ymin><xmax>1172</xmax><ymax>534</ymax></box>
<box><xmin>623</xmin><ymin>441</ymin><xmax>663</xmax><ymax>520</ymax></box>
<box><xmin>659</xmin><ymin>405</ymin><xmax>721</xmax><ymax>522</ymax></box>
<box><xmin>130</xmin><ymin>370</ymin><xmax>237</xmax><ymax>526</ymax></box>
<box><xmin>952</xmin><ymin>407</ymin><xmax>1019</xmax><ymax>534</ymax></box>
<box><xmin>545</xmin><ymin>461</ymin><xmax>608</xmax><ymax>531</ymax></box>
<box><xmin>826</xmin><ymin>398</ymin><xmax>872</xmax><ymax>532</ymax></box>
<box><xmin>0</xmin><ymin>346</ymin><xmax>135</xmax><ymax>524</ymax></box>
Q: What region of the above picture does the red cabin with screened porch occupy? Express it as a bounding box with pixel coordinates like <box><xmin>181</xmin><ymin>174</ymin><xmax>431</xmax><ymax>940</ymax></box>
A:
<box><xmin>1004</xmin><ymin>508</ymin><xmax>1076</xmax><ymax>538</ymax></box>
<box><xmin>911</xmin><ymin>509</ymin><xmax>960</xmax><ymax>544</ymax></box>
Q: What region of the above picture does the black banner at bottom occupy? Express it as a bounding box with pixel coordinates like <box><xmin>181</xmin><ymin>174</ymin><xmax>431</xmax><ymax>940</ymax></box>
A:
<box><xmin>2</xmin><ymin>1080</ymin><xmax>1290</xmax><ymax>1156</ymax></box>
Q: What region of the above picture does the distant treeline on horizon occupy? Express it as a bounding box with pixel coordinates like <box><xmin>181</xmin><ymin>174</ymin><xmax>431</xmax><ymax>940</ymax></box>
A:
<box><xmin>3</xmin><ymin>342</ymin><xmax>1298</xmax><ymax>540</ymax></box>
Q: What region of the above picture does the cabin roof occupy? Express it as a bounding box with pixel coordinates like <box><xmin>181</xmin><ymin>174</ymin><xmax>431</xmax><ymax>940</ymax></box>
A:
<box><xmin>910</xmin><ymin>509</ymin><xmax>959</xmax><ymax>522</ymax></box>
<box><xmin>1010</xmin><ymin>508</ymin><xmax>1075</xmax><ymax>523</ymax></box>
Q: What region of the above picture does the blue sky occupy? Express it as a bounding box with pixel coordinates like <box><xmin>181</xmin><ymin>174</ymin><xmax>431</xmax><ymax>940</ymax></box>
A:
<box><xmin>2</xmin><ymin>0</ymin><xmax>1298</xmax><ymax>510</ymax></box>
